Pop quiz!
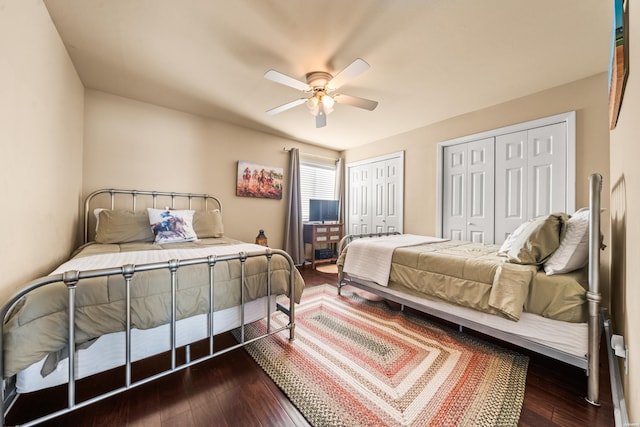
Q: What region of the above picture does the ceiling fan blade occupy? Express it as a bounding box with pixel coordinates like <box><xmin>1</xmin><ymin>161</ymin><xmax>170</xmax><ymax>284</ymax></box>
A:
<box><xmin>316</xmin><ymin>104</ymin><xmax>327</xmax><ymax>128</ymax></box>
<box><xmin>334</xmin><ymin>94</ymin><xmax>378</xmax><ymax>111</ymax></box>
<box><xmin>264</xmin><ymin>69</ymin><xmax>311</xmax><ymax>92</ymax></box>
<box><xmin>327</xmin><ymin>58</ymin><xmax>370</xmax><ymax>90</ymax></box>
<box><xmin>266</xmin><ymin>98</ymin><xmax>307</xmax><ymax>115</ymax></box>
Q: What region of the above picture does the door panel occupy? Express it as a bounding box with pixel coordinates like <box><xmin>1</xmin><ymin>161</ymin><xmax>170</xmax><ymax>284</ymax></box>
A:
<box><xmin>372</xmin><ymin>162</ymin><xmax>385</xmax><ymax>232</ymax></box>
<box><xmin>465</xmin><ymin>138</ymin><xmax>494</xmax><ymax>243</ymax></box>
<box><xmin>527</xmin><ymin>123</ymin><xmax>567</xmax><ymax>218</ymax></box>
<box><xmin>442</xmin><ymin>144</ymin><xmax>467</xmax><ymax>239</ymax></box>
<box><xmin>495</xmin><ymin>131</ymin><xmax>527</xmax><ymax>243</ymax></box>
<box><xmin>442</xmin><ymin>138</ymin><xmax>493</xmax><ymax>243</ymax></box>
<box><xmin>348</xmin><ymin>165</ymin><xmax>371</xmax><ymax>235</ymax></box>
<box><xmin>382</xmin><ymin>156</ymin><xmax>403</xmax><ymax>233</ymax></box>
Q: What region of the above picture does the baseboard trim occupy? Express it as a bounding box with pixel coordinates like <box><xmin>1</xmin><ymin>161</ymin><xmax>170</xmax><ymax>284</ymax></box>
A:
<box><xmin>603</xmin><ymin>311</ymin><xmax>629</xmax><ymax>427</ymax></box>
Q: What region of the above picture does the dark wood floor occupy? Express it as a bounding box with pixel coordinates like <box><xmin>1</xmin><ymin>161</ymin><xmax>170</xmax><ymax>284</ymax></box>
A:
<box><xmin>7</xmin><ymin>268</ymin><xmax>614</xmax><ymax>426</ymax></box>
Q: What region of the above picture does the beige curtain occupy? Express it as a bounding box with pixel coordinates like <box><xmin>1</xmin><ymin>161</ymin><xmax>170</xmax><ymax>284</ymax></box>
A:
<box><xmin>284</xmin><ymin>148</ymin><xmax>305</xmax><ymax>265</ymax></box>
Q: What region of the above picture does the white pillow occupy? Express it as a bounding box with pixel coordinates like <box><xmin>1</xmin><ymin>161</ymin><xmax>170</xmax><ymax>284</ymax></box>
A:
<box><xmin>497</xmin><ymin>220</ymin><xmax>529</xmax><ymax>256</ymax></box>
<box><xmin>543</xmin><ymin>208</ymin><xmax>589</xmax><ymax>275</ymax></box>
<box><xmin>94</xmin><ymin>208</ymin><xmax>106</xmax><ymax>232</ymax></box>
<box><xmin>147</xmin><ymin>208</ymin><xmax>197</xmax><ymax>244</ymax></box>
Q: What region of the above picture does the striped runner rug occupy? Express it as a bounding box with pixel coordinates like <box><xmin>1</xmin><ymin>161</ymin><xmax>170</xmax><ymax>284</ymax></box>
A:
<box><xmin>241</xmin><ymin>284</ymin><xmax>528</xmax><ymax>426</ymax></box>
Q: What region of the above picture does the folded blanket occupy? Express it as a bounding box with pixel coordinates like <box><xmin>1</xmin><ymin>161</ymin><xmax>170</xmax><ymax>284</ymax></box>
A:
<box><xmin>342</xmin><ymin>234</ymin><xmax>447</xmax><ymax>286</ymax></box>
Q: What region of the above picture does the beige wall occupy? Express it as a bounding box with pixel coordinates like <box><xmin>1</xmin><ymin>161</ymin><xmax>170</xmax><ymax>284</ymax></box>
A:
<box><xmin>609</xmin><ymin>2</ymin><xmax>639</xmax><ymax>420</ymax></box>
<box><xmin>0</xmin><ymin>1</ymin><xmax>84</xmax><ymax>302</ymax></box>
<box><xmin>83</xmin><ymin>90</ymin><xmax>338</xmax><ymax>248</ymax></box>
<box><xmin>344</xmin><ymin>73</ymin><xmax>611</xmax><ymax>303</ymax></box>
<box><xmin>2</xmin><ymin>2</ymin><xmax>632</xmax><ymax>416</ymax></box>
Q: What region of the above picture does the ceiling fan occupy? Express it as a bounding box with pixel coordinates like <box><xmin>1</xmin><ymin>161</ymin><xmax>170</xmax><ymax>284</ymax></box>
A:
<box><xmin>264</xmin><ymin>58</ymin><xmax>378</xmax><ymax>128</ymax></box>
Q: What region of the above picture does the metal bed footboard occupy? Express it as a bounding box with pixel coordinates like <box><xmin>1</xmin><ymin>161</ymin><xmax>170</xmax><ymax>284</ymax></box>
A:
<box><xmin>0</xmin><ymin>248</ymin><xmax>297</xmax><ymax>426</ymax></box>
<box><xmin>337</xmin><ymin>173</ymin><xmax>603</xmax><ymax>405</ymax></box>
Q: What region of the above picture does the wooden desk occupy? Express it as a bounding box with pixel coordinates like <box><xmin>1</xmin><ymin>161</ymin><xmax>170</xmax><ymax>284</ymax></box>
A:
<box><xmin>303</xmin><ymin>223</ymin><xmax>343</xmax><ymax>269</ymax></box>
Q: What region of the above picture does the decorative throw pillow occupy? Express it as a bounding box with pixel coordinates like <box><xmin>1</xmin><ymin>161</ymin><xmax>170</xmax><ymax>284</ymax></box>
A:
<box><xmin>193</xmin><ymin>209</ymin><xmax>224</xmax><ymax>238</ymax></box>
<box><xmin>147</xmin><ymin>208</ymin><xmax>197</xmax><ymax>244</ymax></box>
<box><xmin>543</xmin><ymin>208</ymin><xmax>590</xmax><ymax>275</ymax></box>
<box><xmin>95</xmin><ymin>210</ymin><xmax>155</xmax><ymax>243</ymax></box>
<box><xmin>505</xmin><ymin>212</ymin><xmax>569</xmax><ymax>265</ymax></box>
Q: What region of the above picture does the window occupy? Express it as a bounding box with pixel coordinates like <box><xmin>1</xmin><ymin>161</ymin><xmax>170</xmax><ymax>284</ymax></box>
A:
<box><xmin>300</xmin><ymin>158</ymin><xmax>337</xmax><ymax>222</ymax></box>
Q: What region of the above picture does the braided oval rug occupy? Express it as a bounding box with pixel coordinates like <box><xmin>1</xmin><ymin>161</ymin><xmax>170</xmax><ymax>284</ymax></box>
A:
<box><xmin>240</xmin><ymin>284</ymin><xmax>528</xmax><ymax>427</ymax></box>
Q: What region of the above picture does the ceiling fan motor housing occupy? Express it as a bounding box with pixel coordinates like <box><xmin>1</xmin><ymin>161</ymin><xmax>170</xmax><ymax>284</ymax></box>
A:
<box><xmin>305</xmin><ymin>71</ymin><xmax>333</xmax><ymax>89</ymax></box>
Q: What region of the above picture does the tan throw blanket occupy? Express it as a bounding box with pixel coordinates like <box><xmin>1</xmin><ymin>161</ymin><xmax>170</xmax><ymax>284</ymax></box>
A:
<box><xmin>342</xmin><ymin>234</ymin><xmax>447</xmax><ymax>286</ymax></box>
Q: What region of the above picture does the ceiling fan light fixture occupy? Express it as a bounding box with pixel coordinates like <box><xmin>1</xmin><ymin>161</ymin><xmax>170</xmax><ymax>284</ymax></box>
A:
<box><xmin>307</xmin><ymin>95</ymin><xmax>319</xmax><ymax>115</ymax></box>
<box><xmin>321</xmin><ymin>93</ymin><xmax>335</xmax><ymax>109</ymax></box>
<box><xmin>307</xmin><ymin>93</ymin><xmax>334</xmax><ymax>116</ymax></box>
<box><xmin>264</xmin><ymin>58</ymin><xmax>377</xmax><ymax>127</ymax></box>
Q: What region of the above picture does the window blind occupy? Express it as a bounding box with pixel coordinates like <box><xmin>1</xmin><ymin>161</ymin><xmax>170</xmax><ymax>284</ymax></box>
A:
<box><xmin>300</xmin><ymin>159</ymin><xmax>337</xmax><ymax>222</ymax></box>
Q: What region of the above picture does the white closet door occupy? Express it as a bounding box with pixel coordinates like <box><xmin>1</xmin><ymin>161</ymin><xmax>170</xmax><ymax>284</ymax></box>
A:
<box><xmin>466</xmin><ymin>138</ymin><xmax>495</xmax><ymax>243</ymax></box>
<box><xmin>528</xmin><ymin>122</ymin><xmax>567</xmax><ymax>218</ymax></box>
<box><xmin>372</xmin><ymin>162</ymin><xmax>386</xmax><ymax>233</ymax></box>
<box><xmin>494</xmin><ymin>122</ymin><xmax>568</xmax><ymax>242</ymax></box>
<box><xmin>442</xmin><ymin>144</ymin><xmax>467</xmax><ymax>240</ymax></box>
<box><xmin>378</xmin><ymin>156</ymin><xmax>403</xmax><ymax>233</ymax></box>
<box><xmin>495</xmin><ymin>131</ymin><xmax>528</xmax><ymax>243</ymax></box>
<box><xmin>348</xmin><ymin>164</ymin><xmax>371</xmax><ymax>234</ymax></box>
<box><xmin>347</xmin><ymin>152</ymin><xmax>404</xmax><ymax>236</ymax></box>
<box><xmin>438</xmin><ymin>112</ymin><xmax>574</xmax><ymax>244</ymax></box>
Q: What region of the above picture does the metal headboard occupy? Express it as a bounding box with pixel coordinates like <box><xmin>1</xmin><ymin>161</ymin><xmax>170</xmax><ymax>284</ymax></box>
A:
<box><xmin>84</xmin><ymin>189</ymin><xmax>222</xmax><ymax>244</ymax></box>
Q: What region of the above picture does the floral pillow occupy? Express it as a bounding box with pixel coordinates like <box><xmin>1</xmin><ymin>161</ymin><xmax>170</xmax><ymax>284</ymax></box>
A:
<box><xmin>147</xmin><ymin>208</ymin><xmax>197</xmax><ymax>244</ymax></box>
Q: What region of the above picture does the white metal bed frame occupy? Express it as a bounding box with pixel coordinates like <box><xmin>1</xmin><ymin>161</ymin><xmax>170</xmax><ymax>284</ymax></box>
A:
<box><xmin>338</xmin><ymin>173</ymin><xmax>603</xmax><ymax>405</ymax></box>
<box><xmin>0</xmin><ymin>189</ymin><xmax>298</xmax><ymax>426</ymax></box>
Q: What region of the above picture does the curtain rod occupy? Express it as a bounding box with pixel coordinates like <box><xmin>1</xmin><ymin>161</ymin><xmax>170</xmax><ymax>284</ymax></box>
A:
<box><xmin>282</xmin><ymin>147</ymin><xmax>339</xmax><ymax>162</ymax></box>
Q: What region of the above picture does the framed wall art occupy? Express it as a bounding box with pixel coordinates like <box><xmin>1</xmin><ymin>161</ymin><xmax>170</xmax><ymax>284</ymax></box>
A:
<box><xmin>236</xmin><ymin>160</ymin><xmax>283</xmax><ymax>199</ymax></box>
<box><xmin>609</xmin><ymin>0</ymin><xmax>628</xmax><ymax>130</ymax></box>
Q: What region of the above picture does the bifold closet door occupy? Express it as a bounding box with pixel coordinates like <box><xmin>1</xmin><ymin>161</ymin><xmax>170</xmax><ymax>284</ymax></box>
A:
<box><xmin>371</xmin><ymin>156</ymin><xmax>402</xmax><ymax>233</ymax></box>
<box><xmin>442</xmin><ymin>138</ymin><xmax>494</xmax><ymax>243</ymax></box>
<box><xmin>495</xmin><ymin>122</ymin><xmax>567</xmax><ymax>241</ymax></box>
<box><xmin>347</xmin><ymin>153</ymin><xmax>404</xmax><ymax>236</ymax></box>
<box><xmin>348</xmin><ymin>164</ymin><xmax>372</xmax><ymax>235</ymax></box>
<box><xmin>495</xmin><ymin>131</ymin><xmax>528</xmax><ymax>243</ymax></box>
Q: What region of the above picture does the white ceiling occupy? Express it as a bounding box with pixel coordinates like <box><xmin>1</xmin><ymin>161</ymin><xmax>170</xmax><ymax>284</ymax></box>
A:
<box><xmin>44</xmin><ymin>0</ymin><xmax>612</xmax><ymax>151</ymax></box>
